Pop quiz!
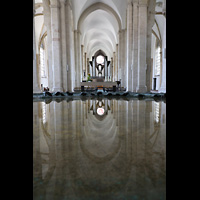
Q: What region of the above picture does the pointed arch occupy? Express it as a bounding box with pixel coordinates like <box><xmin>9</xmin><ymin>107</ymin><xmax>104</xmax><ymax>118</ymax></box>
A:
<box><xmin>77</xmin><ymin>2</ymin><xmax>122</xmax><ymax>32</ymax></box>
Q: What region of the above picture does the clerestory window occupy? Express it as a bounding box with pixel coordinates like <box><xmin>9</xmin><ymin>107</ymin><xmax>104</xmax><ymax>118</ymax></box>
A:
<box><xmin>40</xmin><ymin>43</ymin><xmax>46</xmax><ymax>77</ymax></box>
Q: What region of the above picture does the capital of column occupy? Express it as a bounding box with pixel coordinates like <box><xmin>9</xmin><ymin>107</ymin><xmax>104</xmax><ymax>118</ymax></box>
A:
<box><xmin>50</xmin><ymin>0</ymin><xmax>60</xmax><ymax>8</ymax></box>
<box><xmin>127</xmin><ymin>0</ymin><xmax>133</xmax><ymax>5</ymax></box>
<box><xmin>60</xmin><ymin>0</ymin><xmax>67</xmax><ymax>5</ymax></box>
<box><xmin>138</xmin><ymin>0</ymin><xmax>148</xmax><ymax>6</ymax></box>
<box><xmin>74</xmin><ymin>29</ymin><xmax>82</xmax><ymax>35</ymax></box>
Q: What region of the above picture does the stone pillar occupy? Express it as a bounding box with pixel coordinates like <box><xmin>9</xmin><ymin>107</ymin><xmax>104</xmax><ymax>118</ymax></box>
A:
<box><xmin>121</xmin><ymin>29</ymin><xmax>126</xmax><ymax>88</ymax></box>
<box><xmin>110</xmin><ymin>57</ymin><xmax>113</xmax><ymax>81</ymax></box>
<box><xmin>81</xmin><ymin>45</ymin><xmax>84</xmax><ymax>80</ymax></box>
<box><xmin>146</xmin><ymin>0</ymin><xmax>156</xmax><ymax>92</ymax></box>
<box><xmin>118</xmin><ymin>30</ymin><xmax>122</xmax><ymax>82</ymax></box>
<box><xmin>60</xmin><ymin>0</ymin><xmax>68</xmax><ymax>92</ymax></box>
<box><xmin>50</xmin><ymin>0</ymin><xmax>63</xmax><ymax>92</ymax></box>
<box><xmin>74</xmin><ymin>30</ymin><xmax>78</xmax><ymax>86</ymax></box>
<box><xmin>92</xmin><ymin>56</ymin><xmax>95</xmax><ymax>77</ymax></box>
<box><xmin>74</xmin><ymin>30</ymin><xmax>81</xmax><ymax>87</ymax></box>
<box><xmin>78</xmin><ymin>31</ymin><xmax>82</xmax><ymax>85</ymax></box>
<box><xmin>136</xmin><ymin>1</ymin><xmax>148</xmax><ymax>93</ymax></box>
<box><xmin>116</xmin><ymin>44</ymin><xmax>118</xmax><ymax>80</ymax></box>
<box><xmin>126</xmin><ymin>1</ymin><xmax>133</xmax><ymax>91</ymax></box>
<box><xmin>84</xmin><ymin>52</ymin><xmax>87</xmax><ymax>77</ymax></box>
<box><xmin>87</xmin><ymin>58</ymin><xmax>89</xmax><ymax>77</ymax></box>
<box><xmin>132</xmin><ymin>0</ymin><xmax>139</xmax><ymax>92</ymax></box>
<box><xmin>159</xmin><ymin>18</ymin><xmax>166</xmax><ymax>93</ymax></box>
<box><xmin>105</xmin><ymin>56</ymin><xmax>108</xmax><ymax>81</ymax></box>
<box><xmin>33</xmin><ymin>2</ymin><xmax>41</xmax><ymax>93</ymax></box>
<box><xmin>113</xmin><ymin>52</ymin><xmax>116</xmax><ymax>81</ymax></box>
<box><xmin>65</xmin><ymin>0</ymin><xmax>73</xmax><ymax>92</ymax></box>
<box><xmin>43</xmin><ymin>0</ymin><xmax>53</xmax><ymax>91</ymax></box>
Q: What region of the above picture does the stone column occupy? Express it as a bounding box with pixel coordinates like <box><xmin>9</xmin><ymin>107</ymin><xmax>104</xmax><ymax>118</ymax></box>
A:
<box><xmin>92</xmin><ymin>56</ymin><xmax>95</xmax><ymax>77</ymax></box>
<box><xmin>43</xmin><ymin>0</ymin><xmax>53</xmax><ymax>91</ymax></box>
<box><xmin>110</xmin><ymin>57</ymin><xmax>113</xmax><ymax>81</ymax></box>
<box><xmin>146</xmin><ymin>0</ymin><xmax>156</xmax><ymax>92</ymax></box>
<box><xmin>159</xmin><ymin>18</ymin><xmax>166</xmax><ymax>93</ymax></box>
<box><xmin>74</xmin><ymin>30</ymin><xmax>81</xmax><ymax>87</ymax></box>
<box><xmin>81</xmin><ymin>45</ymin><xmax>83</xmax><ymax>80</ymax></box>
<box><xmin>77</xmin><ymin>31</ymin><xmax>82</xmax><ymax>86</ymax></box>
<box><xmin>65</xmin><ymin>0</ymin><xmax>73</xmax><ymax>92</ymax></box>
<box><xmin>116</xmin><ymin>44</ymin><xmax>118</xmax><ymax>80</ymax></box>
<box><xmin>126</xmin><ymin>1</ymin><xmax>133</xmax><ymax>91</ymax></box>
<box><xmin>84</xmin><ymin>52</ymin><xmax>87</xmax><ymax>77</ymax></box>
<box><xmin>50</xmin><ymin>0</ymin><xmax>63</xmax><ymax>92</ymax></box>
<box><xmin>113</xmin><ymin>52</ymin><xmax>116</xmax><ymax>81</ymax></box>
<box><xmin>60</xmin><ymin>0</ymin><xmax>68</xmax><ymax>92</ymax></box>
<box><xmin>136</xmin><ymin>0</ymin><xmax>148</xmax><ymax>93</ymax></box>
<box><xmin>87</xmin><ymin>58</ymin><xmax>89</xmax><ymax>77</ymax></box>
<box><xmin>33</xmin><ymin>2</ymin><xmax>41</xmax><ymax>93</ymax></box>
<box><xmin>118</xmin><ymin>30</ymin><xmax>122</xmax><ymax>82</ymax></box>
<box><xmin>121</xmin><ymin>29</ymin><xmax>126</xmax><ymax>88</ymax></box>
<box><xmin>105</xmin><ymin>56</ymin><xmax>108</xmax><ymax>81</ymax></box>
<box><xmin>132</xmin><ymin>0</ymin><xmax>139</xmax><ymax>92</ymax></box>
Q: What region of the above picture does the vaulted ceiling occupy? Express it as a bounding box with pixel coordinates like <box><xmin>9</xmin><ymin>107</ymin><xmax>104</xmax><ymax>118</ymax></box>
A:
<box><xmin>34</xmin><ymin>0</ymin><xmax>165</xmax><ymax>59</ymax></box>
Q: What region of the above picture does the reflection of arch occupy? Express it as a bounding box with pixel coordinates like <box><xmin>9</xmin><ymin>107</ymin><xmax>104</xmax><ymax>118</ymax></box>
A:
<box><xmin>34</xmin><ymin>123</ymin><xmax>56</xmax><ymax>192</ymax></box>
<box><xmin>77</xmin><ymin>2</ymin><xmax>122</xmax><ymax>31</ymax></box>
<box><xmin>79</xmin><ymin>128</ymin><xmax>121</xmax><ymax>164</ymax></box>
<box><xmin>67</xmin><ymin>99</ymin><xmax>132</xmax><ymax>196</ymax></box>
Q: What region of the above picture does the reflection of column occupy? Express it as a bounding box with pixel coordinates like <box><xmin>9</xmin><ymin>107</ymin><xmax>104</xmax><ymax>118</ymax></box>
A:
<box><xmin>105</xmin><ymin>99</ymin><xmax>108</xmax><ymax>114</ymax></box>
<box><xmin>137</xmin><ymin>101</ymin><xmax>146</xmax><ymax>158</ymax></box>
<box><xmin>136</xmin><ymin>100</ymin><xmax>146</xmax><ymax>198</ymax></box>
<box><xmin>131</xmin><ymin>100</ymin><xmax>137</xmax><ymax>162</ymax></box>
<box><xmin>50</xmin><ymin>0</ymin><xmax>63</xmax><ymax>92</ymax></box>
<box><xmin>136</xmin><ymin>2</ymin><xmax>147</xmax><ymax>93</ymax></box>
<box><xmin>93</xmin><ymin>100</ymin><xmax>96</xmax><ymax>115</ymax></box>
<box><xmin>53</xmin><ymin>101</ymin><xmax>65</xmax><ymax>198</ymax></box>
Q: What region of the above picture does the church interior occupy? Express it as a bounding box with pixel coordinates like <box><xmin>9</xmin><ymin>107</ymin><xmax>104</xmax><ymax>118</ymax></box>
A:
<box><xmin>33</xmin><ymin>0</ymin><xmax>166</xmax><ymax>199</ymax></box>
<box><xmin>33</xmin><ymin>0</ymin><xmax>166</xmax><ymax>94</ymax></box>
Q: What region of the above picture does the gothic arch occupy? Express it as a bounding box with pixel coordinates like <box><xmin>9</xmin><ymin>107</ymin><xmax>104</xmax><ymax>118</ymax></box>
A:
<box><xmin>77</xmin><ymin>2</ymin><xmax>122</xmax><ymax>32</ymax></box>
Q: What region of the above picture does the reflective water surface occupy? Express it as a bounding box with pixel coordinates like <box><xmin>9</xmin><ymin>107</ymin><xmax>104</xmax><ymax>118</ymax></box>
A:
<box><xmin>33</xmin><ymin>99</ymin><xmax>166</xmax><ymax>200</ymax></box>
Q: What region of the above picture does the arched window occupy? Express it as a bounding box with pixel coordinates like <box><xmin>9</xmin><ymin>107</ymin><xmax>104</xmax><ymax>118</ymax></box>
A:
<box><xmin>155</xmin><ymin>43</ymin><xmax>161</xmax><ymax>76</ymax></box>
<box><xmin>40</xmin><ymin>43</ymin><xmax>46</xmax><ymax>77</ymax></box>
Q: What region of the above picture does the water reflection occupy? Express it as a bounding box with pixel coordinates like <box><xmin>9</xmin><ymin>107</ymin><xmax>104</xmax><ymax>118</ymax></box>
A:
<box><xmin>33</xmin><ymin>99</ymin><xmax>166</xmax><ymax>200</ymax></box>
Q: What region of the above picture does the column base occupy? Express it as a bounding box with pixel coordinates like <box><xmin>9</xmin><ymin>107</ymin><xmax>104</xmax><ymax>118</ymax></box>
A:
<box><xmin>158</xmin><ymin>86</ymin><xmax>166</xmax><ymax>93</ymax></box>
<box><xmin>52</xmin><ymin>87</ymin><xmax>64</xmax><ymax>92</ymax></box>
<box><xmin>136</xmin><ymin>85</ymin><xmax>147</xmax><ymax>93</ymax></box>
<box><xmin>33</xmin><ymin>85</ymin><xmax>41</xmax><ymax>93</ymax></box>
